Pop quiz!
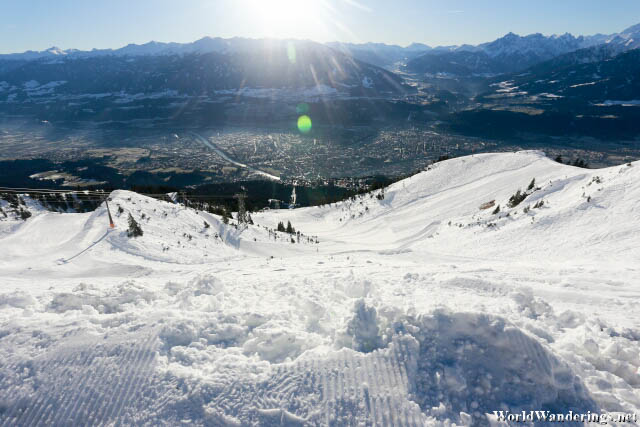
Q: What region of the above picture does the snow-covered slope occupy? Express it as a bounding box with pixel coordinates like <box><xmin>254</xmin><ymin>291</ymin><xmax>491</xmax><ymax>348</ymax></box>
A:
<box><xmin>260</xmin><ymin>151</ymin><xmax>639</xmax><ymax>264</ymax></box>
<box><xmin>1</xmin><ymin>152</ymin><xmax>639</xmax><ymax>425</ymax></box>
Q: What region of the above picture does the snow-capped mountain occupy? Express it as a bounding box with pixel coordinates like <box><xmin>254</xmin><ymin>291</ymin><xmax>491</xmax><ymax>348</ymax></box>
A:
<box><xmin>405</xmin><ymin>23</ymin><xmax>640</xmax><ymax>76</ymax></box>
<box><xmin>0</xmin><ymin>37</ymin><xmax>273</xmax><ymax>61</ymax></box>
<box><xmin>608</xmin><ymin>22</ymin><xmax>640</xmax><ymax>50</ymax></box>
<box><xmin>480</xmin><ymin>32</ymin><xmax>587</xmax><ymax>58</ymax></box>
<box><xmin>330</xmin><ymin>31</ymin><xmax>607</xmax><ymax>73</ymax></box>
<box><xmin>0</xmin><ymin>46</ymin><xmax>75</xmax><ymax>61</ymax></box>
<box><xmin>1</xmin><ymin>151</ymin><xmax>638</xmax><ymax>424</ymax></box>
<box><xmin>405</xmin><ymin>32</ymin><xmax>594</xmax><ymax>76</ymax></box>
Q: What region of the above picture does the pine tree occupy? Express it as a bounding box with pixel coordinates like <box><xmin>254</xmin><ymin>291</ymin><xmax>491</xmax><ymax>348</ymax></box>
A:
<box><xmin>573</xmin><ymin>158</ymin><xmax>588</xmax><ymax>168</ymax></box>
<box><xmin>19</xmin><ymin>208</ymin><xmax>32</xmax><ymax>220</ymax></box>
<box><xmin>221</xmin><ymin>209</ymin><xmax>231</xmax><ymax>225</ymax></box>
<box><xmin>507</xmin><ymin>189</ymin><xmax>527</xmax><ymax>208</ymax></box>
<box><xmin>127</xmin><ymin>213</ymin><xmax>143</xmax><ymax>238</ymax></box>
<box><xmin>277</xmin><ymin>221</ymin><xmax>285</xmax><ymax>232</ymax></box>
<box><xmin>286</xmin><ymin>221</ymin><xmax>294</xmax><ymax>234</ymax></box>
<box><xmin>527</xmin><ymin>178</ymin><xmax>536</xmax><ymax>191</ymax></box>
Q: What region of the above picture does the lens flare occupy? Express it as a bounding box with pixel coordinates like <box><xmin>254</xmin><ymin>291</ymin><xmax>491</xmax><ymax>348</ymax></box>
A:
<box><xmin>297</xmin><ymin>115</ymin><xmax>312</xmax><ymax>133</ymax></box>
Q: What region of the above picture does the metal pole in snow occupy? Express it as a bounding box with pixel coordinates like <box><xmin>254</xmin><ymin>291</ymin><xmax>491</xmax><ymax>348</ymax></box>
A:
<box><xmin>104</xmin><ymin>198</ymin><xmax>115</xmax><ymax>228</ymax></box>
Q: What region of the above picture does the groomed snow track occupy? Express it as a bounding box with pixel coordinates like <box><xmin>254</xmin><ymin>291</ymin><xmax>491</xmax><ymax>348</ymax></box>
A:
<box><xmin>204</xmin><ymin>337</ymin><xmax>425</xmax><ymax>426</ymax></box>
<box><xmin>0</xmin><ymin>311</ymin><xmax>600</xmax><ymax>426</ymax></box>
<box><xmin>0</xmin><ymin>328</ymin><xmax>159</xmax><ymax>426</ymax></box>
<box><xmin>0</xmin><ymin>335</ymin><xmax>425</xmax><ymax>426</ymax></box>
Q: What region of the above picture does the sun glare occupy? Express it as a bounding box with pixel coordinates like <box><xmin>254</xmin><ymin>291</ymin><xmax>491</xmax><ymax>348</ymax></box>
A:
<box><xmin>244</xmin><ymin>0</ymin><xmax>328</xmax><ymax>39</ymax></box>
<box><xmin>250</xmin><ymin>0</ymin><xmax>302</xmax><ymax>25</ymax></box>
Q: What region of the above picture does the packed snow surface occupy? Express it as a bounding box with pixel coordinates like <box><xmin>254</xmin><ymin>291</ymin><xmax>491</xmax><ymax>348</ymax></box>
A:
<box><xmin>1</xmin><ymin>151</ymin><xmax>639</xmax><ymax>425</ymax></box>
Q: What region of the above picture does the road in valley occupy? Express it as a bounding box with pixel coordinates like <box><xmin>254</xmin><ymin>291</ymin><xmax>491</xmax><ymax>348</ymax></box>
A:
<box><xmin>189</xmin><ymin>131</ymin><xmax>281</xmax><ymax>181</ymax></box>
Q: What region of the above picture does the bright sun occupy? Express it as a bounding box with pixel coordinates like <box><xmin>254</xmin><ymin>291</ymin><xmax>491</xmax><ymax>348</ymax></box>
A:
<box><xmin>245</xmin><ymin>0</ymin><xmax>327</xmax><ymax>39</ymax></box>
<box><xmin>251</xmin><ymin>0</ymin><xmax>302</xmax><ymax>25</ymax></box>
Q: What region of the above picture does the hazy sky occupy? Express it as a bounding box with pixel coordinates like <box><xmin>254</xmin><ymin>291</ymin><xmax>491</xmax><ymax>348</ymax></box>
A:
<box><xmin>2</xmin><ymin>0</ymin><xmax>640</xmax><ymax>53</ymax></box>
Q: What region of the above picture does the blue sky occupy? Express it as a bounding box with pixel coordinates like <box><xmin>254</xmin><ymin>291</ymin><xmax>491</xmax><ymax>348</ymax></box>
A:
<box><xmin>2</xmin><ymin>0</ymin><xmax>639</xmax><ymax>53</ymax></box>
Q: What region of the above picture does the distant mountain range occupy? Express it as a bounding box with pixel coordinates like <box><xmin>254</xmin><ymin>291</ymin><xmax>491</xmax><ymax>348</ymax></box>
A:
<box><xmin>404</xmin><ymin>23</ymin><xmax>640</xmax><ymax>76</ymax></box>
<box><xmin>0</xmin><ymin>39</ymin><xmax>410</xmax><ymax>127</ymax></box>
<box><xmin>0</xmin><ymin>39</ymin><xmax>407</xmax><ymax>99</ymax></box>
<box><xmin>1</xmin><ymin>22</ymin><xmax>639</xmax><ymax>80</ymax></box>
<box><xmin>0</xmin><ymin>37</ymin><xmax>277</xmax><ymax>61</ymax></box>
<box><xmin>479</xmin><ymin>46</ymin><xmax>640</xmax><ymax>105</ymax></box>
<box><xmin>3</xmin><ymin>22</ymin><xmax>638</xmax><ymax>70</ymax></box>
<box><xmin>325</xmin><ymin>42</ymin><xmax>432</xmax><ymax>69</ymax></box>
<box><xmin>2</xmin><ymin>23</ymin><xmax>640</xmax><ymax>135</ymax></box>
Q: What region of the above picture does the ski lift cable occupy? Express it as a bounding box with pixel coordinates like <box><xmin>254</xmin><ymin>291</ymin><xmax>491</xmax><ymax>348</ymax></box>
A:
<box><xmin>0</xmin><ymin>187</ymin><xmax>239</xmax><ymax>200</ymax></box>
<box><xmin>0</xmin><ymin>188</ymin><xmax>107</xmax><ymax>195</ymax></box>
<box><xmin>0</xmin><ymin>186</ymin><xmax>107</xmax><ymax>191</ymax></box>
<box><xmin>0</xmin><ymin>194</ymin><xmax>109</xmax><ymax>200</ymax></box>
<box><xmin>0</xmin><ymin>191</ymin><xmax>107</xmax><ymax>197</ymax></box>
<box><xmin>12</xmin><ymin>199</ymin><xmax>113</xmax><ymax>203</ymax></box>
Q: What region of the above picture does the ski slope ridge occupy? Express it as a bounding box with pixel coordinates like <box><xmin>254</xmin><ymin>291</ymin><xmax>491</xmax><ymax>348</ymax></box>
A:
<box><xmin>258</xmin><ymin>151</ymin><xmax>639</xmax><ymax>264</ymax></box>
<box><xmin>0</xmin><ymin>151</ymin><xmax>639</xmax><ymax>425</ymax></box>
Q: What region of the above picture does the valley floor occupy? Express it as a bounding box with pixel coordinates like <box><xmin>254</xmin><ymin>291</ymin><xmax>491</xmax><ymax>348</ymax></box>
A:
<box><xmin>0</xmin><ymin>151</ymin><xmax>638</xmax><ymax>425</ymax></box>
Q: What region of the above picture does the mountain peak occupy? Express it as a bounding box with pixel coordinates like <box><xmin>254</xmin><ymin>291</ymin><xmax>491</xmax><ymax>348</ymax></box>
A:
<box><xmin>621</xmin><ymin>22</ymin><xmax>640</xmax><ymax>36</ymax></box>
<box><xmin>405</xmin><ymin>42</ymin><xmax>431</xmax><ymax>50</ymax></box>
<box><xmin>44</xmin><ymin>46</ymin><xmax>66</xmax><ymax>55</ymax></box>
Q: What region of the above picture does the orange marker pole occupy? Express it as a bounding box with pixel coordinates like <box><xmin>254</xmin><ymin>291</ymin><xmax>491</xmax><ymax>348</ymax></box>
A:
<box><xmin>104</xmin><ymin>198</ymin><xmax>115</xmax><ymax>228</ymax></box>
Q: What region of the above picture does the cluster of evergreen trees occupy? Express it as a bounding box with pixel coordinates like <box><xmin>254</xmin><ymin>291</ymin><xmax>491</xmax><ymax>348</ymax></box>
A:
<box><xmin>554</xmin><ymin>155</ymin><xmax>589</xmax><ymax>168</ymax></box>
<box><xmin>507</xmin><ymin>178</ymin><xmax>538</xmax><ymax>208</ymax></box>
<box><xmin>276</xmin><ymin>221</ymin><xmax>295</xmax><ymax>234</ymax></box>
<box><xmin>0</xmin><ymin>193</ymin><xmax>32</xmax><ymax>221</ymax></box>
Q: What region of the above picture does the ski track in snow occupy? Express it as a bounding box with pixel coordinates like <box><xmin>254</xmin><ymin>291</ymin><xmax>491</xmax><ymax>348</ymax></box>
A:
<box><xmin>0</xmin><ymin>328</ymin><xmax>159</xmax><ymax>426</ymax></box>
<box><xmin>1</xmin><ymin>151</ymin><xmax>639</xmax><ymax>425</ymax></box>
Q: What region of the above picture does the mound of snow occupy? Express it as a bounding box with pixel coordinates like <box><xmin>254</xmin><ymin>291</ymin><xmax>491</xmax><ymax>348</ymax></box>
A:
<box><xmin>406</xmin><ymin>310</ymin><xmax>597</xmax><ymax>423</ymax></box>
